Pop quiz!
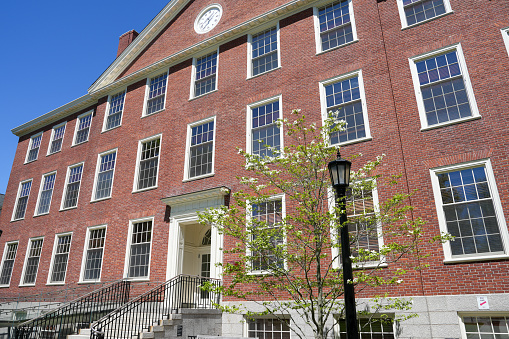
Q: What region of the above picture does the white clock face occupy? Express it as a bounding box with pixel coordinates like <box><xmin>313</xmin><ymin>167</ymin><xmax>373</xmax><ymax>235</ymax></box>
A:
<box><xmin>195</xmin><ymin>5</ymin><xmax>223</xmax><ymax>34</ymax></box>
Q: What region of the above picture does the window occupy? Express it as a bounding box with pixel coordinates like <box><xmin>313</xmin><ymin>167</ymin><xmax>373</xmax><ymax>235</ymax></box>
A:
<box><xmin>336</xmin><ymin>317</ymin><xmax>395</xmax><ymax>339</ymax></box>
<box><xmin>12</xmin><ymin>180</ymin><xmax>32</xmax><ymax>221</ymax></box>
<box><xmin>104</xmin><ymin>90</ymin><xmax>126</xmax><ymax>131</ymax></box>
<box><xmin>92</xmin><ymin>150</ymin><xmax>117</xmax><ymax>201</ymax></box>
<box><xmin>144</xmin><ymin>72</ymin><xmax>168</xmax><ymax>116</ymax></box>
<box><xmin>21</xmin><ymin>238</ymin><xmax>44</xmax><ymax>285</ymax></box>
<box><xmin>320</xmin><ymin>70</ymin><xmax>371</xmax><ymax>146</ymax></box>
<box><xmin>192</xmin><ymin>51</ymin><xmax>218</xmax><ymax>98</ymax></box>
<box><xmin>248</xmin><ymin>25</ymin><xmax>280</xmax><ymax>77</ymax></box>
<box><xmin>247</xmin><ymin>318</ymin><xmax>290</xmax><ymax>339</ymax></box>
<box><xmin>49</xmin><ymin>233</ymin><xmax>72</xmax><ymax>284</ymax></box>
<box><xmin>134</xmin><ymin>135</ymin><xmax>161</xmax><ymax>191</ymax></box>
<box><xmin>48</xmin><ymin>123</ymin><xmax>66</xmax><ymax>155</ymax></box>
<box><xmin>247</xmin><ymin>97</ymin><xmax>282</xmax><ymax>158</ymax></box>
<box><xmin>249</xmin><ymin>196</ymin><xmax>285</xmax><ymax>272</ymax></box>
<box><xmin>462</xmin><ymin>315</ymin><xmax>509</xmax><ymax>338</ymax></box>
<box><xmin>430</xmin><ymin>160</ymin><xmax>509</xmax><ymax>262</ymax></box>
<box><xmin>0</xmin><ymin>242</ymin><xmax>18</xmax><ymax>286</ymax></box>
<box><xmin>502</xmin><ymin>28</ymin><xmax>509</xmax><ymax>58</ymax></box>
<box><xmin>185</xmin><ymin>118</ymin><xmax>215</xmax><ymax>180</ymax></box>
<box><xmin>35</xmin><ymin>172</ymin><xmax>56</xmax><ymax>215</ymax></box>
<box><xmin>25</xmin><ymin>133</ymin><xmax>42</xmax><ymax>163</ymax></box>
<box><xmin>125</xmin><ymin>218</ymin><xmax>153</xmax><ymax>279</ymax></box>
<box><xmin>409</xmin><ymin>44</ymin><xmax>479</xmax><ymax>129</ymax></box>
<box><xmin>61</xmin><ymin>163</ymin><xmax>84</xmax><ymax>210</ymax></box>
<box><xmin>397</xmin><ymin>0</ymin><xmax>451</xmax><ymax>28</ymax></box>
<box><xmin>73</xmin><ymin>111</ymin><xmax>93</xmax><ymax>145</ymax></box>
<box><xmin>81</xmin><ymin>227</ymin><xmax>106</xmax><ymax>282</ymax></box>
<box><xmin>314</xmin><ymin>0</ymin><xmax>357</xmax><ymax>54</ymax></box>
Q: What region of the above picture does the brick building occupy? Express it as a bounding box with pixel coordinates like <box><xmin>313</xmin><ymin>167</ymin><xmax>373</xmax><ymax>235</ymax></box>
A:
<box><xmin>1</xmin><ymin>0</ymin><xmax>509</xmax><ymax>338</ymax></box>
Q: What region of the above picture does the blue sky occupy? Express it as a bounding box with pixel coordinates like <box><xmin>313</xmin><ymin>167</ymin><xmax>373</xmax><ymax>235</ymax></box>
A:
<box><xmin>0</xmin><ymin>0</ymin><xmax>171</xmax><ymax>194</ymax></box>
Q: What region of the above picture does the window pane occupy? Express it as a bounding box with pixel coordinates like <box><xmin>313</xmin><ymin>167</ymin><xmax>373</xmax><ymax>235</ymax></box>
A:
<box><xmin>137</xmin><ymin>139</ymin><xmax>160</xmax><ymax>190</ymax></box>
<box><xmin>23</xmin><ymin>239</ymin><xmax>43</xmax><ymax>285</ymax></box>
<box><xmin>252</xmin><ymin>101</ymin><xmax>281</xmax><ymax>157</ymax></box>
<box><xmin>195</xmin><ymin>52</ymin><xmax>217</xmax><ymax>97</ymax></box>
<box><xmin>84</xmin><ymin>229</ymin><xmax>106</xmax><ymax>281</ymax></box>
<box><xmin>0</xmin><ymin>243</ymin><xmax>18</xmax><ymax>285</ymax></box>
<box><xmin>252</xmin><ymin>27</ymin><xmax>278</xmax><ymax>76</ymax></box>
<box><xmin>14</xmin><ymin>181</ymin><xmax>32</xmax><ymax>220</ymax></box>
<box><xmin>404</xmin><ymin>0</ymin><xmax>446</xmax><ymax>26</ymax></box>
<box><xmin>49</xmin><ymin>125</ymin><xmax>66</xmax><ymax>154</ymax></box>
<box><xmin>106</xmin><ymin>91</ymin><xmax>125</xmax><ymax>130</ymax></box>
<box><xmin>64</xmin><ymin>165</ymin><xmax>83</xmax><ymax>209</ymax></box>
<box><xmin>50</xmin><ymin>235</ymin><xmax>71</xmax><ymax>283</ymax></box>
<box><xmin>95</xmin><ymin>152</ymin><xmax>116</xmax><ymax>199</ymax></box>
<box><xmin>189</xmin><ymin>122</ymin><xmax>214</xmax><ymax>178</ymax></box>
<box><xmin>75</xmin><ymin>114</ymin><xmax>92</xmax><ymax>144</ymax></box>
<box><xmin>319</xmin><ymin>0</ymin><xmax>353</xmax><ymax>51</ymax></box>
<box><xmin>146</xmin><ymin>73</ymin><xmax>168</xmax><ymax>115</ymax></box>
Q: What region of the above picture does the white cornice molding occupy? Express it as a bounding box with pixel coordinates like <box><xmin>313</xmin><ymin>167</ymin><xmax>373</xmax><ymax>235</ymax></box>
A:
<box><xmin>11</xmin><ymin>94</ymin><xmax>96</xmax><ymax>137</ymax></box>
<box><xmin>161</xmin><ymin>186</ymin><xmax>230</xmax><ymax>207</ymax></box>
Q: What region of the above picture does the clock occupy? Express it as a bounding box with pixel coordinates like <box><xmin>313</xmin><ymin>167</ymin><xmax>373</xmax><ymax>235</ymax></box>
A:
<box><xmin>194</xmin><ymin>4</ymin><xmax>223</xmax><ymax>34</ymax></box>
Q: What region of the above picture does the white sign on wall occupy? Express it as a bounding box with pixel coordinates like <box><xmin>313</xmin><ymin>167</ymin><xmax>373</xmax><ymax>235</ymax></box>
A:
<box><xmin>477</xmin><ymin>296</ymin><xmax>489</xmax><ymax>310</ymax></box>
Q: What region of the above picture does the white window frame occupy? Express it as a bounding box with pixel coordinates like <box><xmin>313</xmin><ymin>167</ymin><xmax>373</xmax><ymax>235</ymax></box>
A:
<box><xmin>319</xmin><ymin>69</ymin><xmax>372</xmax><ymax>146</ymax></box>
<box><xmin>313</xmin><ymin>0</ymin><xmax>358</xmax><ymax>55</ymax></box>
<box><xmin>183</xmin><ymin>116</ymin><xmax>217</xmax><ymax>181</ymax></box>
<box><xmin>19</xmin><ymin>237</ymin><xmax>44</xmax><ymax>287</ymax></box>
<box><xmin>459</xmin><ymin>313</ymin><xmax>509</xmax><ymax>339</ymax></box>
<box><xmin>189</xmin><ymin>48</ymin><xmax>219</xmax><ymax>99</ymax></box>
<box><xmin>91</xmin><ymin>148</ymin><xmax>118</xmax><ymax>202</ymax></box>
<box><xmin>102</xmin><ymin>89</ymin><xmax>126</xmax><ymax>132</ymax></box>
<box><xmin>133</xmin><ymin>134</ymin><xmax>162</xmax><ymax>193</ymax></box>
<box><xmin>47</xmin><ymin>122</ymin><xmax>67</xmax><ymax>156</ymax></box>
<box><xmin>25</xmin><ymin>132</ymin><xmax>43</xmax><ymax>164</ymax></box>
<box><xmin>247</xmin><ymin>23</ymin><xmax>281</xmax><ymax>79</ymax></box>
<box><xmin>328</xmin><ymin>180</ymin><xmax>385</xmax><ymax>270</ymax></box>
<box><xmin>0</xmin><ymin>241</ymin><xmax>19</xmax><ymax>287</ymax></box>
<box><xmin>47</xmin><ymin>232</ymin><xmax>72</xmax><ymax>285</ymax></box>
<box><xmin>246</xmin><ymin>95</ymin><xmax>284</xmax><ymax>157</ymax></box>
<box><xmin>502</xmin><ymin>28</ymin><xmax>509</xmax><ymax>58</ymax></box>
<box><xmin>80</xmin><ymin>225</ymin><xmax>107</xmax><ymax>283</ymax></box>
<box><xmin>142</xmin><ymin>71</ymin><xmax>169</xmax><ymax>117</ymax></box>
<box><xmin>34</xmin><ymin>171</ymin><xmax>57</xmax><ymax>216</ymax></box>
<box><xmin>246</xmin><ymin>194</ymin><xmax>287</xmax><ymax>275</ymax></box>
<box><xmin>430</xmin><ymin>159</ymin><xmax>509</xmax><ymax>263</ymax></box>
<box><xmin>334</xmin><ymin>314</ymin><xmax>396</xmax><ymax>337</ymax></box>
<box><xmin>397</xmin><ymin>0</ymin><xmax>452</xmax><ymax>29</ymax></box>
<box><xmin>123</xmin><ymin>216</ymin><xmax>154</xmax><ymax>281</ymax></box>
<box><xmin>60</xmin><ymin>162</ymin><xmax>84</xmax><ymax>211</ymax></box>
<box><xmin>11</xmin><ymin>179</ymin><xmax>33</xmax><ymax>221</ymax></box>
<box><xmin>245</xmin><ymin>316</ymin><xmax>291</xmax><ymax>339</ymax></box>
<box><xmin>72</xmin><ymin>111</ymin><xmax>93</xmax><ymax>146</ymax></box>
<box><xmin>409</xmin><ymin>43</ymin><xmax>480</xmax><ymax>131</ymax></box>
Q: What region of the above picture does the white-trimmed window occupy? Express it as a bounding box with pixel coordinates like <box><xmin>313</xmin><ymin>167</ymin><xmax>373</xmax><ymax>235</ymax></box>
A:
<box><xmin>35</xmin><ymin>172</ymin><xmax>56</xmax><ymax>216</ymax></box>
<box><xmin>409</xmin><ymin>43</ymin><xmax>479</xmax><ymax>130</ymax></box>
<box><xmin>0</xmin><ymin>242</ymin><xmax>19</xmax><ymax>286</ymax></box>
<box><xmin>313</xmin><ymin>0</ymin><xmax>357</xmax><ymax>54</ymax></box>
<box><xmin>461</xmin><ymin>315</ymin><xmax>509</xmax><ymax>338</ymax></box>
<box><xmin>247</xmin><ymin>96</ymin><xmax>283</xmax><ymax>158</ymax></box>
<box><xmin>184</xmin><ymin>117</ymin><xmax>216</xmax><ymax>180</ymax></box>
<box><xmin>12</xmin><ymin>180</ymin><xmax>32</xmax><ymax>221</ymax></box>
<box><xmin>248</xmin><ymin>195</ymin><xmax>285</xmax><ymax>273</ymax></box>
<box><xmin>81</xmin><ymin>226</ymin><xmax>106</xmax><ymax>282</ymax></box>
<box><xmin>502</xmin><ymin>28</ymin><xmax>509</xmax><ymax>58</ymax></box>
<box><xmin>397</xmin><ymin>0</ymin><xmax>451</xmax><ymax>28</ymax></box>
<box><xmin>430</xmin><ymin>160</ymin><xmax>509</xmax><ymax>262</ymax></box>
<box><xmin>92</xmin><ymin>149</ymin><xmax>117</xmax><ymax>201</ymax></box>
<box><xmin>47</xmin><ymin>123</ymin><xmax>66</xmax><ymax>155</ymax></box>
<box><xmin>21</xmin><ymin>237</ymin><xmax>44</xmax><ymax>286</ymax></box>
<box><xmin>48</xmin><ymin>233</ymin><xmax>72</xmax><ymax>284</ymax></box>
<box><xmin>336</xmin><ymin>317</ymin><xmax>395</xmax><ymax>338</ymax></box>
<box><xmin>73</xmin><ymin>111</ymin><xmax>93</xmax><ymax>145</ymax></box>
<box><xmin>191</xmin><ymin>51</ymin><xmax>218</xmax><ymax>98</ymax></box>
<box><xmin>134</xmin><ymin>135</ymin><xmax>161</xmax><ymax>191</ymax></box>
<box><xmin>320</xmin><ymin>70</ymin><xmax>371</xmax><ymax>146</ymax></box>
<box><xmin>247</xmin><ymin>318</ymin><xmax>290</xmax><ymax>339</ymax></box>
<box><xmin>61</xmin><ymin>163</ymin><xmax>84</xmax><ymax>210</ymax></box>
<box><xmin>25</xmin><ymin>133</ymin><xmax>42</xmax><ymax>163</ymax></box>
<box><xmin>144</xmin><ymin>72</ymin><xmax>168</xmax><ymax>116</ymax></box>
<box><xmin>248</xmin><ymin>24</ymin><xmax>280</xmax><ymax>77</ymax></box>
<box><xmin>103</xmin><ymin>90</ymin><xmax>126</xmax><ymax>131</ymax></box>
<box><xmin>125</xmin><ymin>218</ymin><xmax>153</xmax><ymax>279</ymax></box>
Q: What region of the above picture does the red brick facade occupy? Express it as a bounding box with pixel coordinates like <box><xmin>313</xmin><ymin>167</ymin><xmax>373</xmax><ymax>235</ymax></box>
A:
<box><xmin>1</xmin><ymin>0</ymin><xmax>509</xmax><ymax>321</ymax></box>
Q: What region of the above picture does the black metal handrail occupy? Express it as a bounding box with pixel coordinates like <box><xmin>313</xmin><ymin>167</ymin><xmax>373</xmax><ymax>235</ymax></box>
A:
<box><xmin>12</xmin><ymin>279</ymin><xmax>131</xmax><ymax>339</ymax></box>
<box><xmin>91</xmin><ymin>275</ymin><xmax>220</xmax><ymax>339</ymax></box>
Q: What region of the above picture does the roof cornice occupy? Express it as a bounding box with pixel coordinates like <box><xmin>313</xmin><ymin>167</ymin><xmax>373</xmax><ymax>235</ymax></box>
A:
<box><xmin>161</xmin><ymin>186</ymin><xmax>230</xmax><ymax>206</ymax></box>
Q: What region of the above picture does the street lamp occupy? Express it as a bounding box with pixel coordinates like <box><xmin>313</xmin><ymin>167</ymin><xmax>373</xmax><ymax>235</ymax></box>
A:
<box><xmin>328</xmin><ymin>150</ymin><xmax>359</xmax><ymax>339</ymax></box>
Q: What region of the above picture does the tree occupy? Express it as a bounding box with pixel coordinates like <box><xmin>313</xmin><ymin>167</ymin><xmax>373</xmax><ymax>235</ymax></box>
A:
<box><xmin>199</xmin><ymin>110</ymin><xmax>444</xmax><ymax>339</ymax></box>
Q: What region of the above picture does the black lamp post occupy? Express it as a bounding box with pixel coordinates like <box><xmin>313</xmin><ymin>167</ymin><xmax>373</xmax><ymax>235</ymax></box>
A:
<box><xmin>328</xmin><ymin>150</ymin><xmax>358</xmax><ymax>339</ymax></box>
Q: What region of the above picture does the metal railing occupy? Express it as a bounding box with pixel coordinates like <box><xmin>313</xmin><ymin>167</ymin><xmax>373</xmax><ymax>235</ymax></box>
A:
<box><xmin>12</xmin><ymin>280</ymin><xmax>131</xmax><ymax>339</ymax></box>
<box><xmin>91</xmin><ymin>275</ymin><xmax>221</xmax><ymax>339</ymax></box>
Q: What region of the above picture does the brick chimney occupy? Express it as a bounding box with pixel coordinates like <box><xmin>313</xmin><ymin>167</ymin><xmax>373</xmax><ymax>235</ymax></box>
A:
<box><xmin>117</xmin><ymin>30</ymin><xmax>139</xmax><ymax>57</ymax></box>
